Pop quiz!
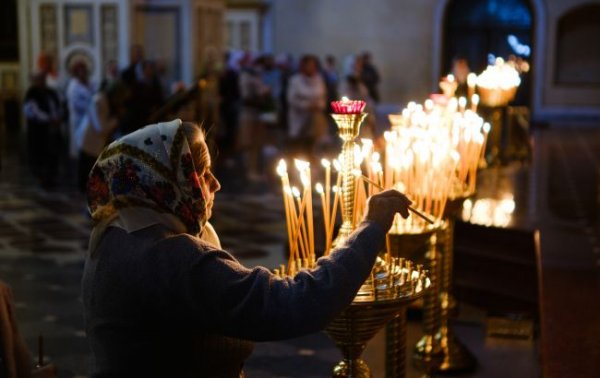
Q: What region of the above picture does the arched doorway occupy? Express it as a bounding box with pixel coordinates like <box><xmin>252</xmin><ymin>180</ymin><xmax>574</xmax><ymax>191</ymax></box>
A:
<box><xmin>441</xmin><ymin>0</ymin><xmax>533</xmax><ymax>105</ymax></box>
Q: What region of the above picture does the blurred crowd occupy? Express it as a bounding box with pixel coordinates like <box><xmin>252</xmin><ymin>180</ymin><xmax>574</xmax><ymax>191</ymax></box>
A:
<box><xmin>22</xmin><ymin>46</ymin><xmax>381</xmax><ymax>190</ymax></box>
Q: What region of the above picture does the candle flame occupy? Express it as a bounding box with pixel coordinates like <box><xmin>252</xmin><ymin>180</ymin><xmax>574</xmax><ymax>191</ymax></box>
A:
<box><xmin>472</xmin><ymin>94</ymin><xmax>480</xmax><ymax>105</ymax></box>
<box><xmin>276</xmin><ymin>159</ymin><xmax>287</xmax><ymax>176</ymax></box>
<box><xmin>424</xmin><ymin>99</ymin><xmax>434</xmax><ymax>111</ymax></box>
<box><xmin>294</xmin><ymin>159</ymin><xmax>310</xmax><ymax>171</ymax></box>
<box><xmin>341</xmin><ymin>96</ymin><xmax>350</xmax><ymax>102</ymax></box>
<box><xmin>333</xmin><ymin>159</ymin><xmax>341</xmax><ymax>172</ymax></box>
<box><xmin>321</xmin><ymin>158</ymin><xmax>331</xmax><ymax>168</ymax></box>
<box><xmin>467</xmin><ymin>72</ymin><xmax>477</xmax><ymax>87</ymax></box>
<box><xmin>458</xmin><ymin>97</ymin><xmax>467</xmax><ymax>108</ymax></box>
<box><xmin>371</xmin><ymin>161</ymin><xmax>383</xmax><ymax>173</ymax></box>
<box><xmin>351</xmin><ymin>169</ymin><xmax>362</xmax><ymax>177</ymax></box>
<box><xmin>315</xmin><ymin>183</ymin><xmax>324</xmax><ymax>193</ymax></box>
<box><xmin>483</xmin><ymin>123</ymin><xmax>491</xmax><ymax>133</ymax></box>
<box><xmin>354</xmin><ymin>145</ymin><xmax>364</xmax><ymax>165</ymax></box>
<box><xmin>291</xmin><ymin>186</ymin><xmax>301</xmax><ymax>198</ymax></box>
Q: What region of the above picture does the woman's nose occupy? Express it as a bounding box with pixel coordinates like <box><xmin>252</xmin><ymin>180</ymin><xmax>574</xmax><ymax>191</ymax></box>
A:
<box><xmin>209</xmin><ymin>173</ymin><xmax>221</xmax><ymax>192</ymax></box>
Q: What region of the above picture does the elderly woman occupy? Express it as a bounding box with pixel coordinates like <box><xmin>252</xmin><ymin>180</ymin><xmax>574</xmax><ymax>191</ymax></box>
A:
<box><xmin>82</xmin><ymin>119</ymin><xmax>411</xmax><ymax>377</ymax></box>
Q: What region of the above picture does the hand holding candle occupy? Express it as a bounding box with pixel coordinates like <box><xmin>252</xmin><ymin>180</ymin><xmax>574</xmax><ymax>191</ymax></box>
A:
<box><xmin>363</xmin><ymin>190</ymin><xmax>413</xmax><ymax>232</ymax></box>
<box><xmin>353</xmin><ymin>170</ymin><xmax>435</xmax><ymax>224</ymax></box>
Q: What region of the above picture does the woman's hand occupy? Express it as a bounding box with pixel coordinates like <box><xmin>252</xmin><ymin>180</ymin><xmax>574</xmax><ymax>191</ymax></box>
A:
<box><xmin>363</xmin><ymin>190</ymin><xmax>412</xmax><ymax>232</ymax></box>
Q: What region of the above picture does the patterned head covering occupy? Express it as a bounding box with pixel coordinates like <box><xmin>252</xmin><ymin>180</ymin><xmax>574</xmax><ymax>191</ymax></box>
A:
<box><xmin>87</xmin><ymin>119</ymin><xmax>208</xmax><ymax>250</ymax></box>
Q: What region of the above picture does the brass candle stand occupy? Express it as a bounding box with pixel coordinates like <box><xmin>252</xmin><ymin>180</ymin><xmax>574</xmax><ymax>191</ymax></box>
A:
<box><xmin>324</xmin><ymin>108</ymin><xmax>431</xmax><ymax>377</ymax></box>
<box><xmin>331</xmin><ymin>112</ymin><xmax>367</xmax><ymax>242</ymax></box>
<box><xmin>433</xmin><ymin>192</ymin><xmax>477</xmax><ymax>373</ymax></box>
<box><xmin>386</xmin><ymin>226</ymin><xmax>440</xmax><ymax>377</ymax></box>
<box><xmin>326</xmin><ymin>257</ymin><xmax>430</xmax><ymax>378</ymax></box>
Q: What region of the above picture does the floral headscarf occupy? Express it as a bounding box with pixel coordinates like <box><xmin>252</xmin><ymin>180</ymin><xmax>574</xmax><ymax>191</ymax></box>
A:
<box><xmin>87</xmin><ymin>119</ymin><xmax>208</xmax><ymax>250</ymax></box>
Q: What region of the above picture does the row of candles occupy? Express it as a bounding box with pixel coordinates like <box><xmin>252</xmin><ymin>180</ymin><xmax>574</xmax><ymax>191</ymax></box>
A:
<box><xmin>276</xmin><ymin>95</ymin><xmax>490</xmax><ymax>276</ymax></box>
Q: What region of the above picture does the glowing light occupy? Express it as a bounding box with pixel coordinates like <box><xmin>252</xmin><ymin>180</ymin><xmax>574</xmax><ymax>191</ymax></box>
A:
<box><xmin>333</xmin><ymin>159</ymin><xmax>341</xmax><ymax>172</ymax></box>
<box><xmin>294</xmin><ymin>159</ymin><xmax>310</xmax><ymax>171</ymax></box>
<box><xmin>507</xmin><ymin>35</ymin><xmax>531</xmax><ymax>57</ymax></box>
<box><xmin>467</xmin><ymin>73</ymin><xmax>477</xmax><ymax>87</ymax></box>
<box><xmin>476</xmin><ymin>59</ymin><xmax>521</xmax><ymax>89</ymax></box>
<box><xmin>291</xmin><ymin>186</ymin><xmax>301</xmax><ymax>198</ymax></box>
<box><xmin>276</xmin><ymin>159</ymin><xmax>287</xmax><ymax>176</ymax></box>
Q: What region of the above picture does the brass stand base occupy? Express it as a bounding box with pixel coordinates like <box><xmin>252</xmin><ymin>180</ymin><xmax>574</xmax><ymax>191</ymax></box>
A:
<box><xmin>436</xmin><ymin>329</ymin><xmax>477</xmax><ymax>373</ymax></box>
<box><xmin>385</xmin><ymin>311</ymin><xmax>407</xmax><ymax>378</ymax></box>
<box><xmin>332</xmin><ymin>359</ymin><xmax>371</xmax><ymax>378</ymax></box>
<box><xmin>413</xmin><ymin>335</ymin><xmax>444</xmax><ymax>372</ymax></box>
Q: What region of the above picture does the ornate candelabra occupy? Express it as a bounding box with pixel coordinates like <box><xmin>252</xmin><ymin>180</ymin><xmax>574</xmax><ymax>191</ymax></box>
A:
<box><xmin>326</xmin><ymin>99</ymin><xmax>430</xmax><ymax>377</ymax></box>
<box><xmin>386</xmin><ymin>228</ymin><xmax>440</xmax><ymax>377</ymax></box>
<box><xmin>331</xmin><ymin>111</ymin><xmax>367</xmax><ymax>242</ymax></box>
<box><xmin>327</xmin><ymin>258</ymin><xmax>430</xmax><ymax>378</ymax></box>
<box><xmin>432</xmin><ymin>193</ymin><xmax>477</xmax><ymax>373</ymax></box>
<box><xmin>476</xmin><ymin>57</ymin><xmax>521</xmax><ymax>164</ymax></box>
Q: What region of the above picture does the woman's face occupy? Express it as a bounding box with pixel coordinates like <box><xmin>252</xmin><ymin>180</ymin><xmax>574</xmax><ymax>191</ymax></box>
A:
<box><xmin>301</xmin><ymin>59</ymin><xmax>318</xmax><ymax>77</ymax></box>
<box><xmin>192</xmin><ymin>139</ymin><xmax>221</xmax><ymax>221</ymax></box>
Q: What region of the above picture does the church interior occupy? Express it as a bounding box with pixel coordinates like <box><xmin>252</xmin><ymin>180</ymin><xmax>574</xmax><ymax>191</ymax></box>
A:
<box><xmin>0</xmin><ymin>0</ymin><xmax>599</xmax><ymax>377</ymax></box>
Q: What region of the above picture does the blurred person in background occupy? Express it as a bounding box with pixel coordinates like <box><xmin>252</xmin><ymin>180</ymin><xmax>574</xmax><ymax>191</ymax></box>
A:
<box><xmin>66</xmin><ymin>61</ymin><xmax>93</xmax><ymax>159</ymax></box>
<box><xmin>218</xmin><ymin>50</ymin><xmax>243</xmax><ymax>160</ymax></box>
<box><xmin>23</xmin><ymin>72</ymin><xmax>62</xmax><ymax>189</ymax></box>
<box><xmin>99</xmin><ymin>59</ymin><xmax>120</xmax><ymax>92</ymax></box>
<box><xmin>121</xmin><ymin>44</ymin><xmax>144</xmax><ymax>85</ymax></box>
<box><xmin>451</xmin><ymin>56</ymin><xmax>471</xmax><ymax>98</ymax></box>
<box><xmin>120</xmin><ymin>60</ymin><xmax>164</xmax><ymax>135</ymax></box>
<box><xmin>76</xmin><ymin>81</ymin><xmax>130</xmax><ymax>193</ymax></box>
<box><xmin>360</xmin><ymin>51</ymin><xmax>380</xmax><ymax>103</ymax></box>
<box><xmin>322</xmin><ymin>54</ymin><xmax>339</xmax><ymax>110</ymax></box>
<box><xmin>275</xmin><ymin>53</ymin><xmax>295</xmax><ymax>132</ymax></box>
<box><xmin>287</xmin><ymin>54</ymin><xmax>328</xmax><ymax>154</ymax></box>
<box><xmin>36</xmin><ymin>52</ymin><xmax>61</xmax><ymax>90</ymax></box>
<box><xmin>340</xmin><ymin>55</ymin><xmax>377</xmax><ymax>139</ymax></box>
<box><xmin>238</xmin><ymin>54</ymin><xmax>272</xmax><ymax>182</ymax></box>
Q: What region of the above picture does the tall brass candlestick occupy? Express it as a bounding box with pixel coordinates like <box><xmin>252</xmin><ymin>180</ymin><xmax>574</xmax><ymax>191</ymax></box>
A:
<box><xmin>332</xmin><ymin>112</ymin><xmax>367</xmax><ymax>242</ymax></box>
<box><xmin>433</xmin><ymin>194</ymin><xmax>476</xmax><ymax>373</ymax></box>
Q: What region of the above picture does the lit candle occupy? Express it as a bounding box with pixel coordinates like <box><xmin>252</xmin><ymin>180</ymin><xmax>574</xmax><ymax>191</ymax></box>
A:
<box><xmin>471</xmin><ymin>94</ymin><xmax>479</xmax><ymax>112</ymax></box>
<box><xmin>458</xmin><ymin>97</ymin><xmax>467</xmax><ymax>113</ymax></box>
<box><xmin>321</xmin><ymin>158</ymin><xmax>331</xmax><ymax>235</ymax></box>
<box><xmin>467</xmin><ymin>72</ymin><xmax>477</xmax><ymax>99</ymax></box>
<box><xmin>276</xmin><ymin>160</ymin><xmax>295</xmax><ymax>261</ymax></box>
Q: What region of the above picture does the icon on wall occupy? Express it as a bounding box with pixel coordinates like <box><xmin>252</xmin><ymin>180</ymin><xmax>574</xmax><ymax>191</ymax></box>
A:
<box><xmin>64</xmin><ymin>5</ymin><xmax>94</xmax><ymax>46</ymax></box>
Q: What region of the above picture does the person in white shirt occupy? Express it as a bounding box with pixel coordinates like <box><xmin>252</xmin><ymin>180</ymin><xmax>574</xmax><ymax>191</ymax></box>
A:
<box><xmin>286</xmin><ymin>55</ymin><xmax>328</xmax><ymax>153</ymax></box>
<box><xmin>66</xmin><ymin>61</ymin><xmax>93</xmax><ymax>159</ymax></box>
<box><xmin>76</xmin><ymin>81</ymin><xmax>129</xmax><ymax>192</ymax></box>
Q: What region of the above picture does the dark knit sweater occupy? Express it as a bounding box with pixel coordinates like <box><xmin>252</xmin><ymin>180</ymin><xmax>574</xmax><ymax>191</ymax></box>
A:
<box><xmin>82</xmin><ymin>221</ymin><xmax>385</xmax><ymax>377</ymax></box>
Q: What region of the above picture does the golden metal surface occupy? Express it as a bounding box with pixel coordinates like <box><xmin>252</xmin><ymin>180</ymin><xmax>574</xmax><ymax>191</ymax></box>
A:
<box><xmin>326</xmin><ymin>256</ymin><xmax>430</xmax><ymax>378</ymax></box>
<box><xmin>331</xmin><ymin>113</ymin><xmax>367</xmax><ymax>242</ymax></box>
<box><xmin>385</xmin><ymin>228</ymin><xmax>439</xmax><ymax>378</ymax></box>
<box><xmin>412</xmin><ymin>232</ymin><xmax>445</xmax><ymax>373</ymax></box>
<box><xmin>326</xmin><ymin>111</ymin><xmax>432</xmax><ymax>377</ymax></box>
<box><xmin>433</xmin><ymin>195</ymin><xmax>477</xmax><ymax>373</ymax></box>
